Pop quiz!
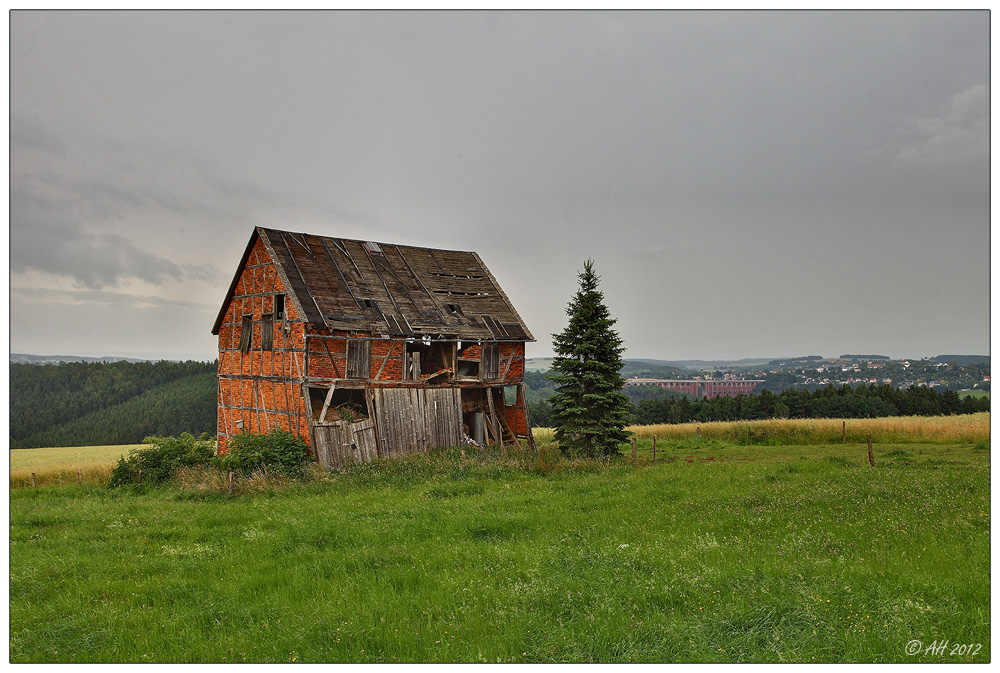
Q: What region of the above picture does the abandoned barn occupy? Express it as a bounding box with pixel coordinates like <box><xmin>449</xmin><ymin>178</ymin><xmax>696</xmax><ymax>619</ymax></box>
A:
<box><xmin>211</xmin><ymin>227</ymin><xmax>535</xmax><ymax>467</ymax></box>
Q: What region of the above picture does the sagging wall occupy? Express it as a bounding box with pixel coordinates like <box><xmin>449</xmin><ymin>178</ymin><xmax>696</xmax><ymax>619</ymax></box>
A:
<box><xmin>302</xmin><ymin>334</ymin><xmax>532</xmax><ymax>460</ymax></box>
<box><xmin>216</xmin><ymin>237</ymin><xmax>311</xmax><ymax>455</ymax></box>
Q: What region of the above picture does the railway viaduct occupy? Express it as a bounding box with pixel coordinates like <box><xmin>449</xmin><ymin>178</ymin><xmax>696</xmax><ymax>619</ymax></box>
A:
<box><xmin>624</xmin><ymin>378</ymin><xmax>765</xmax><ymax>400</ymax></box>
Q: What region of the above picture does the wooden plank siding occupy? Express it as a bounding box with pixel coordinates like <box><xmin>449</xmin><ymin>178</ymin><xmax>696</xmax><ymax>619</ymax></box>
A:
<box><xmin>313</xmin><ymin>418</ymin><xmax>378</xmax><ymax>469</ymax></box>
<box><xmin>374</xmin><ymin>388</ymin><xmax>463</xmax><ymax>456</ymax></box>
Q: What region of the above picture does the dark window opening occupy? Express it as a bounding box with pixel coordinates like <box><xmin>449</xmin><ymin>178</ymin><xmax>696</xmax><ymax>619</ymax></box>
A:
<box><xmin>456</xmin><ymin>341</ymin><xmax>479</xmax><ymax>379</ymax></box>
<box><xmin>239</xmin><ymin>315</ymin><xmax>252</xmax><ymax>353</ymax></box>
<box><xmin>261</xmin><ymin>314</ymin><xmax>274</xmax><ymax>351</ymax></box>
<box><xmin>456</xmin><ymin>360</ymin><xmax>480</xmax><ymax>379</ymax></box>
<box><xmin>308</xmin><ymin>386</ymin><xmax>368</xmax><ymax>423</ymax></box>
<box><xmin>274</xmin><ymin>294</ymin><xmax>285</xmax><ymax>320</ymax></box>
<box><xmin>347</xmin><ymin>340</ymin><xmax>372</xmax><ymax>379</ymax></box>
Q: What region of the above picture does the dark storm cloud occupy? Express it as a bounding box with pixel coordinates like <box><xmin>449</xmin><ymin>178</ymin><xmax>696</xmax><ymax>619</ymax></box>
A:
<box><xmin>10</xmin><ymin>216</ymin><xmax>180</xmax><ymax>289</ymax></box>
<box><xmin>11</xmin><ymin>285</ymin><xmax>213</xmax><ymax>312</ymax></box>
<box><xmin>10</xmin><ymin>172</ymin><xmax>196</xmax><ymax>289</ymax></box>
<box><xmin>8</xmin><ymin>116</ymin><xmax>258</xmax><ymax>288</ymax></box>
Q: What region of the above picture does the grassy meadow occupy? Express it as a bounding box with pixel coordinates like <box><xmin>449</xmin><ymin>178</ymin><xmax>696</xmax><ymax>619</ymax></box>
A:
<box><xmin>959</xmin><ymin>390</ymin><xmax>990</xmax><ymax>400</ymax></box>
<box><xmin>9</xmin><ymin>415</ymin><xmax>990</xmax><ymax>663</ymax></box>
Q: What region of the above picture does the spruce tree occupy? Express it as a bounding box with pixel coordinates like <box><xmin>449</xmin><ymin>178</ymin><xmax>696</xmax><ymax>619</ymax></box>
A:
<box><xmin>548</xmin><ymin>259</ymin><xmax>632</xmax><ymax>458</ymax></box>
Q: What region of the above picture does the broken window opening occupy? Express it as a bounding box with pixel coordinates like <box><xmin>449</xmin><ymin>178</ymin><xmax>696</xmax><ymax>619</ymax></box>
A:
<box><xmin>404</xmin><ymin>340</ymin><xmax>455</xmax><ymax>383</ymax></box>
<box><xmin>456</xmin><ymin>341</ymin><xmax>480</xmax><ymax>380</ymax></box>
<box><xmin>347</xmin><ymin>340</ymin><xmax>372</xmax><ymax>379</ymax></box>
<box><xmin>239</xmin><ymin>315</ymin><xmax>252</xmax><ymax>353</ymax></box>
<box><xmin>274</xmin><ymin>294</ymin><xmax>285</xmax><ymax>320</ymax></box>
<box><xmin>308</xmin><ymin>386</ymin><xmax>368</xmax><ymax>423</ymax></box>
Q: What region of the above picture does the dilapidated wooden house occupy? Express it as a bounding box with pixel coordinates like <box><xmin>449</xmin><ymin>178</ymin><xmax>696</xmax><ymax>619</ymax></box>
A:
<box><xmin>212</xmin><ymin>227</ymin><xmax>535</xmax><ymax>467</ymax></box>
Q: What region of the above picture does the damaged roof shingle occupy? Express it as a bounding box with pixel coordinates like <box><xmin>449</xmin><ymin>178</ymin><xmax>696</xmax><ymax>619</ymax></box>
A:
<box><xmin>212</xmin><ymin>227</ymin><xmax>534</xmax><ymax>342</ymax></box>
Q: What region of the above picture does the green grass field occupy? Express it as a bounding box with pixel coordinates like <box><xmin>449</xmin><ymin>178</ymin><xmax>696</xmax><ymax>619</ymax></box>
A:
<box><xmin>959</xmin><ymin>390</ymin><xmax>990</xmax><ymax>400</ymax></box>
<box><xmin>523</xmin><ymin>358</ymin><xmax>555</xmax><ymax>371</ymax></box>
<box><xmin>9</xmin><ymin>418</ymin><xmax>990</xmax><ymax>663</ymax></box>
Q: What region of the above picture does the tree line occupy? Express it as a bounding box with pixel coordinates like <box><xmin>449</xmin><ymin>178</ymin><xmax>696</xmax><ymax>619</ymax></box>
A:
<box><xmin>527</xmin><ymin>381</ymin><xmax>989</xmax><ymax>428</ymax></box>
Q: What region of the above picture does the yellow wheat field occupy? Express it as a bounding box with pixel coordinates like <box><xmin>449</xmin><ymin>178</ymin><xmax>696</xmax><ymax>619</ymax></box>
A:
<box><xmin>533</xmin><ymin>413</ymin><xmax>989</xmax><ymax>446</ymax></box>
<box><xmin>627</xmin><ymin>412</ymin><xmax>990</xmax><ymax>445</ymax></box>
<box><xmin>9</xmin><ymin>444</ymin><xmax>137</xmax><ymax>487</ymax></box>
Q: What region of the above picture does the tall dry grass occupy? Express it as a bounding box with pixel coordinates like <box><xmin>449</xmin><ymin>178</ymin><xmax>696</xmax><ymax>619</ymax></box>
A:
<box><xmin>624</xmin><ymin>412</ymin><xmax>990</xmax><ymax>446</ymax></box>
<box><xmin>10</xmin><ymin>444</ymin><xmax>135</xmax><ymax>488</ymax></box>
<box><xmin>10</xmin><ymin>464</ymin><xmax>114</xmax><ymax>488</ymax></box>
<box><xmin>172</xmin><ymin>465</ymin><xmax>309</xmax><ymax>495</ymax></box>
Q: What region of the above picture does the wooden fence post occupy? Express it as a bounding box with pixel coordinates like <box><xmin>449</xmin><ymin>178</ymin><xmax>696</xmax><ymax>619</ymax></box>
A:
<box><xmin>632</xmin><ymin>436</ymin><xmax>637</xmax><ymax>465</ymax></box>
<box><xmin>867</xmin><ymin>434</ymin><xmax>875</xmax><ymax>467</ymax></box>
<box><xmin>78</xmin><ymin>469</ymin><xmax>83</xmax><ymax>485</ymax></box>
<box><xmin>696</xmin><ymin>426</ymin><xmax>701</xmax><ymax>438</ymax></box>
<box><xmin>843</xmin><ymin>421</ymin><xmax>846</xmax><ymax>444</ymax></box>
<box><xmin>229</xmin><ymin>471</ymin><xmax>234</xmax><ymax>495</ymax></box>
<box><xmin>31</xmin><ymin>472</ymin><xmax>36</xmax><ymax>488</ymax></box>
<box><xmin>653</xmin><ymin>436</ymin><xmax>657</xmax><ymax>463</ymax></box>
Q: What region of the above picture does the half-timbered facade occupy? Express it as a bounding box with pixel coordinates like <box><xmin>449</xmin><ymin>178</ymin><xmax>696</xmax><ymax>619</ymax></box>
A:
<box><xmin>211</xmin><ymin>227</ymin><xmax>535</xmax><ymax>467</ymax></box>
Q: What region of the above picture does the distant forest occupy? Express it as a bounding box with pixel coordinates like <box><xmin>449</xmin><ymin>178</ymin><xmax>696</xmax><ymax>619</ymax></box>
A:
<box><xmin>523</xmin><ymin>371</ymin><xmax>989</xmax><ymax>428</ymax></box>
<box><xmin>9</xmin><ymin>360</ymin><xmax>991</xmax><ymax>448</ymax></box>
<box><xmin>10</xmin><ymin>361</ymin><xmax>217</xmax><ymax>448</ymax></box>
<box><xmin>622</xmin><ymin>383</ymin><xmax>989</xmax><ymax>426</ymax></box>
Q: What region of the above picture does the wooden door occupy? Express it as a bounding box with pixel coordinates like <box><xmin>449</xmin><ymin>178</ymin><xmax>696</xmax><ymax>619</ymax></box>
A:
<box><xmin>313</xmin><ymin>418</ymin><xmax>379</xmax><ymax>469</ymax></box>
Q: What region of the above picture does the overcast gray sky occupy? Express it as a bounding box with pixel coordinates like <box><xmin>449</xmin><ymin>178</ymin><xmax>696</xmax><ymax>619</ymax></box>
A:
<box><xmin>9</xmin><ymin>10</ymin><xmax>990</xmax><ymax>362</ymax></box>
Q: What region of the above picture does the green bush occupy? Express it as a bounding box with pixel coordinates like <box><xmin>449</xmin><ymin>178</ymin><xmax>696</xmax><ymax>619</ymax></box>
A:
<box><xmin>217</xmin><ymin>429</ymin><xmax>311</xmax><ymax>477</ymax></box>
<box><xmin>108</xmin><ymin>432</ymin><xmax>216</xmax><ymax>487</ymax></box>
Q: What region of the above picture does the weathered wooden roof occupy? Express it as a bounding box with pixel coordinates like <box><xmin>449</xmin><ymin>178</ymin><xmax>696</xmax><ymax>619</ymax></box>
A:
<box><xmin>212</xmin><ymin>227</ymin><xmax>533</xmax><ymax>341</ymax></box>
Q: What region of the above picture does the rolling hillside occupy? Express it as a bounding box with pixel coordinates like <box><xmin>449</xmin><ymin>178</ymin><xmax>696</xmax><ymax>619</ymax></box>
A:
<box><xmin>10</xmin><ymin>360</ymin><xmax>218</xmax><ymax>448</ymax></box>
